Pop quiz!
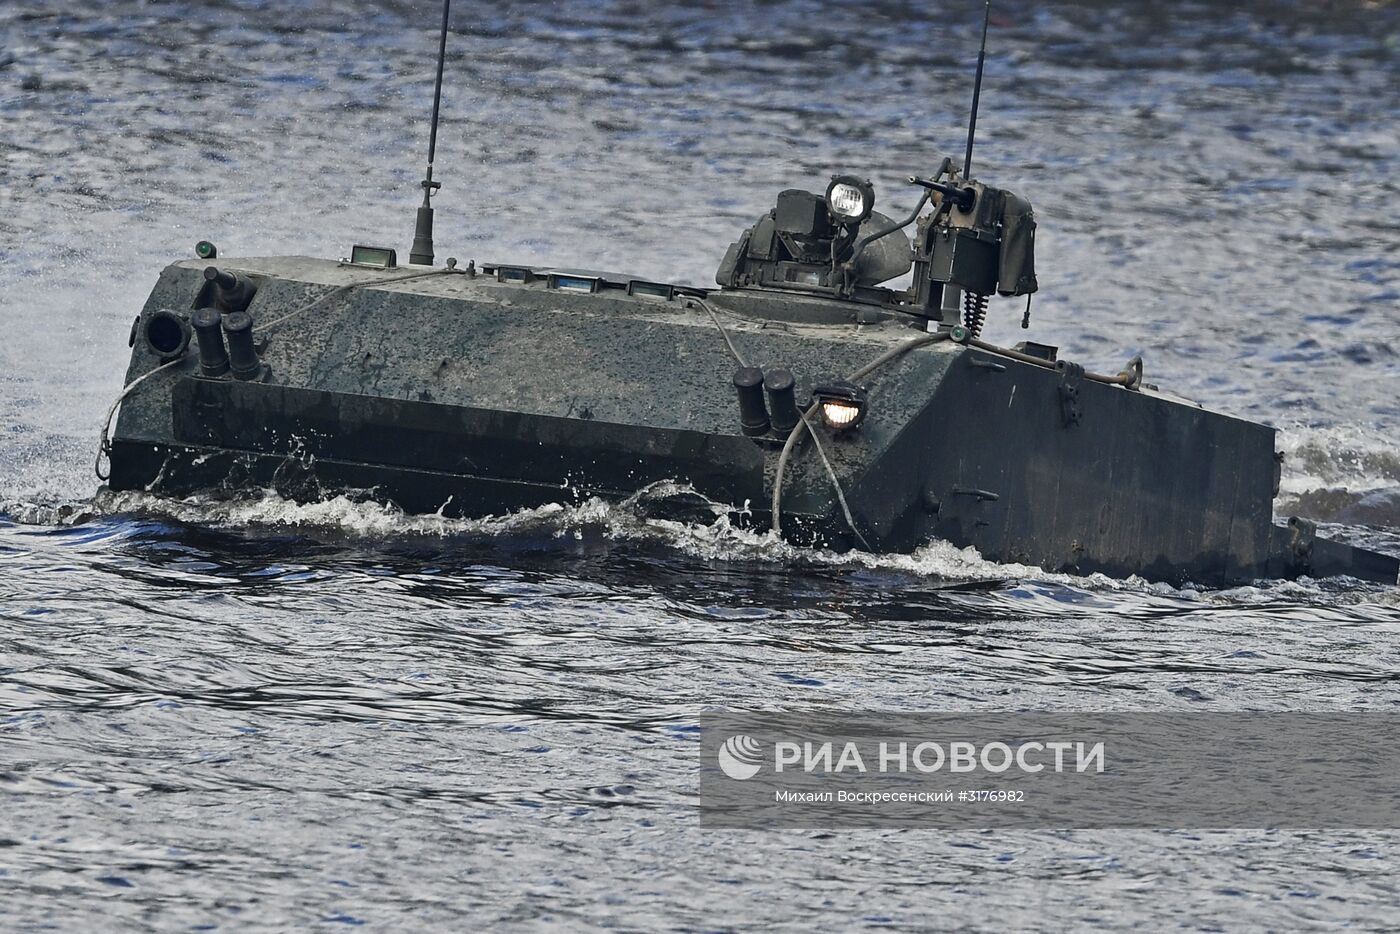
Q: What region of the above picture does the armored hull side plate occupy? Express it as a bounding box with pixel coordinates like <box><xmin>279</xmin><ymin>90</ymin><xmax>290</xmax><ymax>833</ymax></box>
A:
<box><xmin>167</xmin><ymin>377</ymin><xmax>765</xmax><ymax>506</ymax></box>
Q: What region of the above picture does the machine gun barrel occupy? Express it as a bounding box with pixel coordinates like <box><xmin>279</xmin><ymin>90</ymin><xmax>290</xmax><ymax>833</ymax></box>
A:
<box><xmin>909</xmin><ymin>176</ymin><xmax>976</xmax><ymax>211</ymax></box>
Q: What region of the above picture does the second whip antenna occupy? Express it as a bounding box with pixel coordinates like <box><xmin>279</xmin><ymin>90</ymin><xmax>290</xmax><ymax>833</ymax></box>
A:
<box><xmin>409</xmin><ymin>0</ymin><xmax>452</xmax><ymax>266</ymax></box>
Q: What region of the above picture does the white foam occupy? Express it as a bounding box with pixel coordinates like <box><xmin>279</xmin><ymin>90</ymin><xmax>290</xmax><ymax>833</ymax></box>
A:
<box><xmin>1276</xmin><ymin>422</ymin><xmax>1400</xmax><ymax>501</ymax></box>
<box><xmin>47</xmin><ymin>484</ymin><xmax>1131</xmax><ymax>591</ymax></box>
<box><xmin>4</xmin><ymin>473</ymin><xmax>1393</xmax><ymax>602</ymax></box>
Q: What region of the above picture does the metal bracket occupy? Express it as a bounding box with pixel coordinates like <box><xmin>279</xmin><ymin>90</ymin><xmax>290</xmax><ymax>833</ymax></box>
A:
<box><xmin>1119</xmin><ymin>355</ymin><xmax>1144</xmax><ymax>391</ymax></box>
<box><xmin>1056</xmin><ymin>360</ymin><xmax>1084</xmax><ymax>427</ymax></box>
<box><xmin>1287</xmin><ymin>516</ymin><xmax>1316</xmax><ymax>573</ymax></box>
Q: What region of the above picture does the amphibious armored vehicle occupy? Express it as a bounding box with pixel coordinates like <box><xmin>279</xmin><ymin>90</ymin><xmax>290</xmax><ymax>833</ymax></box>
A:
<box><xmin>99</xmin><ymin>159</ymin><xmax>1398</xmax><ymax>586</ymax></box>
<box><xmin>96</xmin><ymin>4</ymin><xmax>1398</xmax><ymax>587</ymax></box>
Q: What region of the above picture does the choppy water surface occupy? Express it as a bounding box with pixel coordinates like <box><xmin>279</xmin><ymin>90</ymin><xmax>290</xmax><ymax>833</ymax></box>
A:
<box><xmin>3</xmin><ymin>0</ymin><xmax>1400</xmax><ymax>929</ymax></box>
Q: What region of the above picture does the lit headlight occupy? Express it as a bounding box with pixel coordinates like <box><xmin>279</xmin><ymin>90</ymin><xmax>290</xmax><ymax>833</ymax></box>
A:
<box><xmin>822</xmin><ymin>399</ymin><xmax>862</xmax><ymax>427</ymax></box>
<box><xmin>825</xmin><ymin>175</ymin><xmax>874</xmax><ymax>223</ymax></box>
<box><xmin>813</xmin><ymin>380</ymin><xmax>869</xmax><ymax>431</ymax></box>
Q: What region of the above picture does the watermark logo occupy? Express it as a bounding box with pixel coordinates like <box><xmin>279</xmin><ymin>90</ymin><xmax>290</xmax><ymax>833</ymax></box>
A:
<box><xmin>718</xmin><ymin>734</ymin><xmax>763</xmax><ymax>780</ymax></box>
<box><xmin>702</xmin><ymin>713</ymin><xmax>1400</xmax><ymax>829</ymax></box>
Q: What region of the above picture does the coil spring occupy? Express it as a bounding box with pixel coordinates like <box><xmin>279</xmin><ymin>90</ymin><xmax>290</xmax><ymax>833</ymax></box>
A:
<box><xmin>962</xmin><ymin>291</ymin><xmax>989</xmax><ymax>339</ymax></box>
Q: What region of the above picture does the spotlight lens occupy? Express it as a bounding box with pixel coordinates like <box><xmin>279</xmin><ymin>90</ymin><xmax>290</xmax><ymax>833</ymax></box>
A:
<box><xmin>813</xmin><ymin>379</ymin><xmax>869</xmax><ymax>431</ymax></box>
<box><xmin>821</xmin><ymin>400</ymin><xmax>862</xmax><ymax>427</ymax></box>
<box><xmin>827</xmin><ymin>183</ymin><xmax>867</xmax><ymax>219</ymax></box>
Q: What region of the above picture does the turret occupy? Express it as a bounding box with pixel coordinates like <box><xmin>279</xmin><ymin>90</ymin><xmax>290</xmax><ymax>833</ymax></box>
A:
<box><xmin>713</xmin><ymin>162</ymin><xmax>1037</xmax><ymax>336</ymax></box>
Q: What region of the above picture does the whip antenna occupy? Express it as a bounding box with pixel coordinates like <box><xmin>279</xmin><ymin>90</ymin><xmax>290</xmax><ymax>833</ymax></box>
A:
<box><xmin>409</xmin><ymin>0</ymin><xmax>451</xmax><ymax>266</ymax></box>
<box><xmin>962</xmin><ymin>0</ymin><xmax>992</xmax><ymax>179</ymax></box>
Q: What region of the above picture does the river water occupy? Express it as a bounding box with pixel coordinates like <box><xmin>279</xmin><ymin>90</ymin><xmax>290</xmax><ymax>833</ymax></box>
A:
<box><xmin>3</xmin><ymin>0</ymin><xmax>1400</xmax><ymax>929</ymax></box>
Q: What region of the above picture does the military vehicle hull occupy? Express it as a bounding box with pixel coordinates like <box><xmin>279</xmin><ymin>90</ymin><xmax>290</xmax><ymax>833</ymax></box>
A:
<box><xmin>106</xmin><ymin>257</ymin><xmax>1399</xmax><ymax>587</ymax></box>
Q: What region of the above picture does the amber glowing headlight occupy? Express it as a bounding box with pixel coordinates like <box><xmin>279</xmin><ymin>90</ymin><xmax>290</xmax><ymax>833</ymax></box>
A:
<box><xmin>813</xmin><ymin>380</ymin><xmax>868</xmax><ymax>431</ymax></box>
<box><xmin>825</xmin><ymin>175</ymin><xmax>874</xmax><ymax>224</ymax></box>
